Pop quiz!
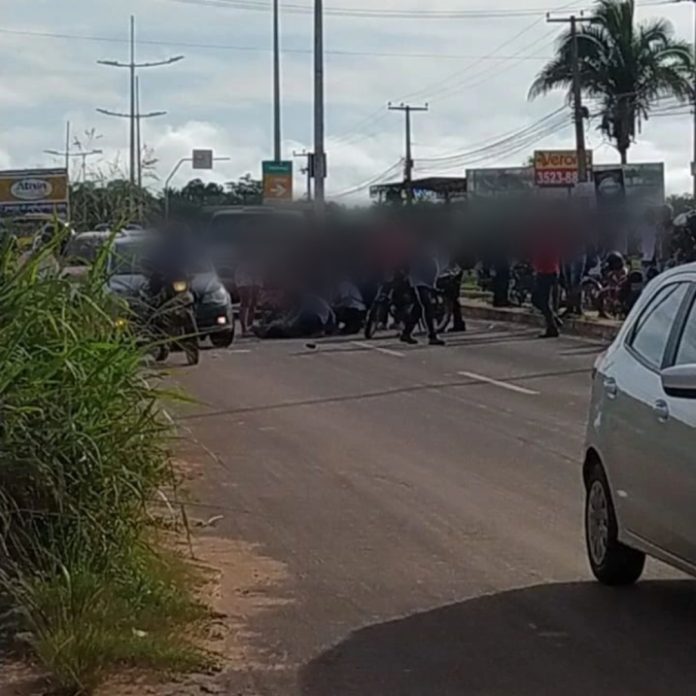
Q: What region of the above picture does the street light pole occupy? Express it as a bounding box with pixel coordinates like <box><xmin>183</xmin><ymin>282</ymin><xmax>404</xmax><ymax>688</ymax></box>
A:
<box><xmin>164</xmin><ymin>156</ymin><xmax>231</xmax><ymax>219</ymax></box>
<box><xmin>97</xmin><ymin>15</ymin><xmax>183</xmax><ymax>186</ymax></box>
<box><xmin>273</xmin><ymin>0</ymin><xmax>282</xmax><ymax>161</ymax></box>
<box><xmin>130</xmin><ymin>16</ymin><xmax>136</xmax><ymax>188</ymax></box>
<box><xmin>313</xmin><ymin>0</ymin><xmax>326</xmax><ymax>214</ymax></box>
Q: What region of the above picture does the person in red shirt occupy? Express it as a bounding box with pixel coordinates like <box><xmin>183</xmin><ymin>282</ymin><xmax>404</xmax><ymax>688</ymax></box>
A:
<box><xmin>531</xmin><ymin>223</ymin><xmax>562</xmax><ymax>339</ymax></box>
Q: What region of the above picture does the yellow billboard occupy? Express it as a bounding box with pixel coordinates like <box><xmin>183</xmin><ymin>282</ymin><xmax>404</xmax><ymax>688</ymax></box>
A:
<box><xmin>0</xmin><ymin>168</ymin><xmax>69</xmax><ymax>218</ymax></box>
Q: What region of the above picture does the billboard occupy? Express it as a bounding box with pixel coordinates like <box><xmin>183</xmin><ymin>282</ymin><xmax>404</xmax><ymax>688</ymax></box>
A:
<box><xmin>467</xmin><ymin>162</ymin><xmax>664</xmax><ymax>205</ymax></box>
<box><xmin>595</xmin><ymin>162</ymin><xmax>664</xmax><ymax>206</ymax></box>
<box><xmin>534</xmin><ymin>150</ymin><xmax>594</xmax><ymax>187</ymax></box>
<box><xmin>0</xmin><ymin>168</ymin><xmax>69</xmax><ymax>219</ymax></box>
<box><xmin>262</xmin><ymin>160</ymin><xmax>293</xmax><ymax>205</ymax></box>
<box><xmin>466</xmin><ymin>167</ymin><xmax>535</xmax><ymax>197</ymax></box>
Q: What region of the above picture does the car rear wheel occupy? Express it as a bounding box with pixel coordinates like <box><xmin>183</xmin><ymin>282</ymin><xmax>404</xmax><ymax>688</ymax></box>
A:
<box><xmin>585</xmin><ymin>463</ymin><xmax>645</xmax><ymax>586</ymax></box>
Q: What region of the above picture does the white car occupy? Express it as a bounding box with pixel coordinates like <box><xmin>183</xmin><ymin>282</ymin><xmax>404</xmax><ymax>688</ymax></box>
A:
<box><xmin>585</xmin><ymin>262</ymin><xmax>696</xmax><ymax>585</ymax></box>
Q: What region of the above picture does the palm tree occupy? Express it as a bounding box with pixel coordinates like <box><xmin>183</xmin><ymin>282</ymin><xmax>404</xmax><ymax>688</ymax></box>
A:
<box><xmin>529</xmin><ymin>0</ymin><xmax>693</xmax><ymax>164</ymax></box>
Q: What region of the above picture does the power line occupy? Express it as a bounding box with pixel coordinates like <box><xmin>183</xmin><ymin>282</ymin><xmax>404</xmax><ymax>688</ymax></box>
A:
<box><xmin>415</xmin><ymin>118</ymin><xmax>573</xmax><ymax>174</ymax></box>
<box><xmin>394</xmin><ymin>0</ymin><xmax>581</xmax><ymax>105</ymax></box>
<box><xmin>329</xmin><ymin>160</ymin><xmax>403</xmax><ymax>198</ymax></box>
<box><xmin>416</xmin><ymin>107</ymin><xmax>569</xmax><ymax>164</ymax></box>
<box><xmin>0</xmin><ymin>26</ymin><xmax>552</xmax><ymax>61</ymax></box>
<box><xmin>169</xmin><ymin>0</ymin><xmax>590</xmax><ymax>20</ymax></box>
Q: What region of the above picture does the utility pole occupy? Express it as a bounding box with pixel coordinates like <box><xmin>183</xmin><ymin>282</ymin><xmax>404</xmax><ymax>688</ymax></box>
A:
<box><xmin>547</xmin><ymin>13</ymin><xmax>593</xmax><ymax>183</ymax></box>
<box><xmin>293</xmin><ymin>150</ymin><xmax>313</xmax><ymax>201</ymax></box>
<box><xmin>681</xmin><ymin>0</ymin><xmax>696</xmax><ymax>198</ymax></box>
<box><xmin>313</xmin><ymin>0</ymin><xmax>326</xmax><ymax>214</ymax></box>
<box><xmin>273</xmin><ymin>0</ymin><xmax>282</xmax><ymax>161</ymax></box>
<box><xmin>98</xmin><ymin>15</ymin><xmax>183</xmax><ymax>186</ymax></box>
<box><xmin>388</xmin><ymin>102</ymin><xmax>428</xmax><ymax>205</ymax></box>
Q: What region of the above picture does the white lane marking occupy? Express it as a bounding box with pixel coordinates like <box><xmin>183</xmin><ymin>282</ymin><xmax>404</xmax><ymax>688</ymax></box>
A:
<box><xmin>227</xmin><ymin>349</ymin><xmax>252</xmax><ymax>354</ymax></box>
<box><xmin>457</xmin><ymin>370</ymin><xmax>539</xmax><ymax>396</ymax></box>
<box><xmin>352</xmin><ymin>341</ymin><xmax>405</xmax><ymax>358</ymax></box>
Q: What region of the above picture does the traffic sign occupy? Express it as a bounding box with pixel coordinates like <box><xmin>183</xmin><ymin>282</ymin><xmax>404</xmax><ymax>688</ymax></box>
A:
<box><xmin>192</xmin><ymin>149</ymin><xmax>213</xmax><ymax>170</ymax></box>
<box><xmin>262</xmin><ymin>160</ymin><xmax>293</xmax><ymax>204</ymax></box>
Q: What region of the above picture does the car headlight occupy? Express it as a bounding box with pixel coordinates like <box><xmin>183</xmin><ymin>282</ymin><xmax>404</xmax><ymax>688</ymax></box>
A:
<box><xmin>206</xmin><ymin>286</ymin><xmax>229</xmax><ymax>304</ymax></box>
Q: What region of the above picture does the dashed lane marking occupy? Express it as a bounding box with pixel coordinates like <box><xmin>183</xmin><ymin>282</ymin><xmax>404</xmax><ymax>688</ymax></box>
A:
<box><xmin>457</xmin><ymin>370</ymin><xmax>540</xmax><ymax>396</ymax></box>
<box><xmin>351</xmin><ymin>341</ymin><xmax>405</xmax><ymax>358</ymax></box>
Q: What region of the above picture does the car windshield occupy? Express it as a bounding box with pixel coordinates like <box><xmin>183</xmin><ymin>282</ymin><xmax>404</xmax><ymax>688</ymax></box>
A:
<box><xmin>209</xmin><ymin>211</ymin><xmax>302</xmax><ymax>247</ymax></box>
<box><xmin>109</xmin><ymin>241</ymin><xmax>150</xmax><ymax>276</ymax></box>
<box><xmin>63</xmin><ymin>235</ymin><xmax>105</xmax><ymax>266</ymax></box>
<box><xmin>109</xmin><ymin>241</ymin><xmax>213</xmax><ymax>276</ymax></box>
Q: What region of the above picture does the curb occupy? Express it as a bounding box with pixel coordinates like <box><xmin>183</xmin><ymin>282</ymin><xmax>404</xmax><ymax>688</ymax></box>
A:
<box><xmin>461</xmin><ymin>301</ymin><xmax>620</xmax><ymax>341</ymax></box>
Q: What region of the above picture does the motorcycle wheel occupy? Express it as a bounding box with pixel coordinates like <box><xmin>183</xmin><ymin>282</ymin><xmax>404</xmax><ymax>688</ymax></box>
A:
<box><xmin>184</xmin><ymin>339</ymin><xmax>200</xmax><ymax>366</ymax></box>
<box><xmin>581</xmin><ymin>279</ymin><xmax>602</xmax><ymax>313</ymax></box>
<box><xmin>154</xmin><ymin>344</ymin><xmax>170</xmax><ymax>363</ymax></box>
<box><xmin>364</xmin><ymin>302</ymin><xmax>385</xmax><ymax>339</ymax></box>
<box><xmin>433</xmin><ymin>295</ymin><xmax>452</xmax><ymax>333</ymax></box>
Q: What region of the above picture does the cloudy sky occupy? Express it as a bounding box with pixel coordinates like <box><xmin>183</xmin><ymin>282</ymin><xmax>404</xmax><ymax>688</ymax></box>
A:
<box><xmin>1</xmin><ymin>0</ymin><xmax>693</xmax><ymax>201</ymax></box>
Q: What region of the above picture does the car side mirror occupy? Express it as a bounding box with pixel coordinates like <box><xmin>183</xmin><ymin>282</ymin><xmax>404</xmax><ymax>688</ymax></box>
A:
<box><xmin>661</xmin><ymin>365</ymin><xmax>696</xmax><ymax>399</ymax></box>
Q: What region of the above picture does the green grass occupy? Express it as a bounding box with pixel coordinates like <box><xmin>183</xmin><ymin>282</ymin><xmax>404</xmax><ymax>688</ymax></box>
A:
<box><xmin>0</xmin><ymin>225</ymin><xmax>206</xmax><ymax>693</ymax></box>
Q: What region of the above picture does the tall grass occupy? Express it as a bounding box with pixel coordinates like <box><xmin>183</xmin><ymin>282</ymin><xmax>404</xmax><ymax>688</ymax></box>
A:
<box><xmin>0</xmin><ymin>229</ymin><xmax>203</xmax><ymax>693</ymax></box>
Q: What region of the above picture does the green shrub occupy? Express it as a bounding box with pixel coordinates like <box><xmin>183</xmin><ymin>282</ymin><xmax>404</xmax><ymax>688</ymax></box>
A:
<box><xmin>0</xmin><ymin>230</ymin><xmax>203</xmax><ymax>693</ymax></box>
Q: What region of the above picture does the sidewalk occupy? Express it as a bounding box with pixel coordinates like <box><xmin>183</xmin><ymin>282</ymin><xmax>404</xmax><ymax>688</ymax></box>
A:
<box><xmin>461</xmin><ymin>297</ymin><xmax>621</xmax><ymax>341</ymax></box>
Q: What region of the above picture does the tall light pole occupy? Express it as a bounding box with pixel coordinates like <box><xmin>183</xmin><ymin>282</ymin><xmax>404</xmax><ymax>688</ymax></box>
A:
<box><xmin>97</xmin><ymin>15</ymin><xmax>183</xmax><ymax>186</ymax></box>
<box><xmin>313</xmin><ymin>0</ymin><xmax>326</xmax><ymax>213</ymax></box>
<box><xmin>273</xmin><ymin>0</ymin><xmax>282</xmax><ymax>161</ymax></box>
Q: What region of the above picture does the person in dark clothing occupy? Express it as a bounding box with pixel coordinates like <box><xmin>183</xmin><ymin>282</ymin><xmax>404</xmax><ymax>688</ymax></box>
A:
<box><xmin>491</xmin><ymin>258</ymin><xmax>511</xmax><ymax>307</ymax></box>
<box><xmin>400</xmin><ymin>248</ymin><xmax>445</xmax><ymax>346</ymax></box>
<box><xmin>440</xmin><ymin>264</ymin><xmax>467</xmax><ymax>333</ymax></box>
<box><xmin>532</xmin><ymin>249</ymin><xmax>561</xmax><ymax>338</ymax></box>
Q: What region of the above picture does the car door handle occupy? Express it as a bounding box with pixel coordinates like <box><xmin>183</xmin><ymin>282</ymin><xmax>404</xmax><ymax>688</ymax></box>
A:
<box><xmin>653</xmin><ymin>400</ymin><xmax>670</xmax><ymax>422</ymax></box>
<box><xmin>604</xmin><ymin>377</ymin><xmax>617</xmax><ymax>399</ymax></box>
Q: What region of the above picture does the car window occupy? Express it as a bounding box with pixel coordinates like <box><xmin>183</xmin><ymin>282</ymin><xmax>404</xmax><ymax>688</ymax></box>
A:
<box><xmin>675</xmin><ymin>292</ymin><xmax>696</xmax><ymax>366</ymax></box>
<box><xmin>629</xmin><ymin>283</ymin><xmax>689</xmax><ymax>369</ymax></box>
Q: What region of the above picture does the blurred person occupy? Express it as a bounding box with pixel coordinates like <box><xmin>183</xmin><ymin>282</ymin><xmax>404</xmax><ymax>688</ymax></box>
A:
<box><xmin>334</xmin><ymin>279</ymin><xmax>366</xmax><ymax>335</ymax></box>
<box><xmin>235</xmin><ymin>257</ymin><xmax>262</xmax><ymax>337</ymax></box>
<box><xmin>255</xmin><ymin>288</ymin><xmax>335</xmax><ymax>339</ymax></box>
<box><xmin>639</xmin><ymin>207</ymin><xmax>660</xmax><ymax>272</ymax></box>
<box><xmin>401</xmin><ymin>243</ymin><xmax>445</xmax><ymax>346</ymax></box>
<box><xmin>531</xmin><ymin>217</ymin><xmax>562</xmax><ymax>339</ymax></box>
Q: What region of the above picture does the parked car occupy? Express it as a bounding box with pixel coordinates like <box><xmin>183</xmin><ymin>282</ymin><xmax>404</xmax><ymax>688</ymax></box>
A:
<box><xmin>107</xmin><ymin>237</ymin><xmax>235</xmax><ymax>347</ymax></box>
<box><xmin>584</xmin><ymin>262</ymin><xmax>696</xmax><ymax>585</ymax></box>
<box><xmin>206</xmin><ymin>207</ymin><xmax>305</xmax><ymax>296</ymax></box>
<box><xmin>61</xmin><ymin>230</ymin><xmax>117</xmax><ymax>277</ymax></box>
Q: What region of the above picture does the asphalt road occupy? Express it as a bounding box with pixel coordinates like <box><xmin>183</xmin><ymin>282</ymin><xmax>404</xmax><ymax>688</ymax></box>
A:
<box><xmin>175</xmin><ymin>321</ymin><xmax>696</xmax><ymax>696</ymax></box>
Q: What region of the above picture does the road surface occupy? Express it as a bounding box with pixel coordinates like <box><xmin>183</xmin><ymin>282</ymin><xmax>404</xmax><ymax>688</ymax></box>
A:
<box><xmin>174</xmin><ymin>321</ymin><xmax>695</xmax><ymax>696</ymax></box>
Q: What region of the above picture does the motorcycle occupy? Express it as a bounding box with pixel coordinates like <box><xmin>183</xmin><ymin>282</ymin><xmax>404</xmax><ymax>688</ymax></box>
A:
<box><xmin>139</xmin><ymin>277</ymin><xmax>200</xmax><ymax>366</ymax></box>
<box><xmin>508</xmin><ymin>261</ymin><xmax>535</xmax><ymax>307</ymax></box>
<box><xmin>364</xmin><ymin>270</ymin><xmax>413</xmax><ymax>339</ymax></box>
<box><xmin>581</xmin><ymin>252</ymin><xmax>633</xmax><ymax>319</ymax></box>
<box><xmin>432</xmin><ymin>266</ymin><xmax>463</xmax><ymax>332</ymax></box>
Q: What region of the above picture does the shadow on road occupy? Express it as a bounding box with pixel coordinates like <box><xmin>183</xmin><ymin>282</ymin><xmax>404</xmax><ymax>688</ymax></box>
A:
<box><xmin>299</xmin><ymin>580</ymin><xmax>696</xmax><ymax>696</ymax></box>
